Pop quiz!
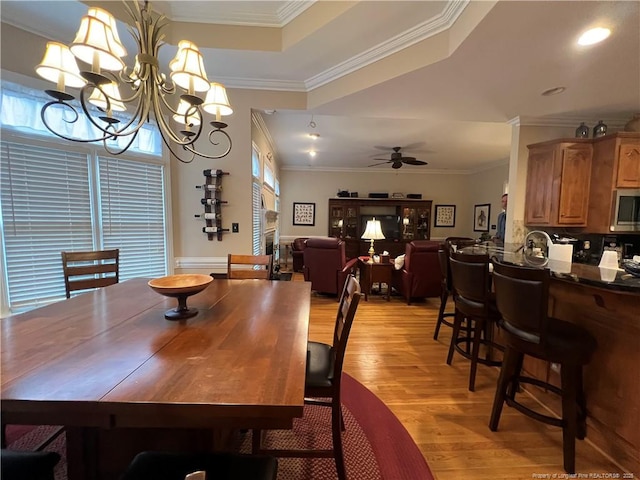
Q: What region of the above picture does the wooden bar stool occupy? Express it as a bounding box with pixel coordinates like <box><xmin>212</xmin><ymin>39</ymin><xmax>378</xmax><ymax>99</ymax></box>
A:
<box><xmin>447</xmin><ymin>250</ymin><xmax>503</xmax><ymax>391</ymax></box>
<box><xmin>489</xmin><ymin>261</ymin><xmax>597</xmax><ymax>474</ymax></box>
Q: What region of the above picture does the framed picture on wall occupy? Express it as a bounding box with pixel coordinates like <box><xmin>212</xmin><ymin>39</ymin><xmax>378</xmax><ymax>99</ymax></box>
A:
<box><xmin>473</xmin><ymin>204</ymin><xmax>491</xmax><ymax>232</ymax></box>
<box><xmin>293</xmin><ymin>202</ymin><xmax>315</xmax><ymax>226</ymax></box>
<box><xmin>434</xmin><ymin>205</ymin><xmax>456</xmax><ymax>227</ymax></box>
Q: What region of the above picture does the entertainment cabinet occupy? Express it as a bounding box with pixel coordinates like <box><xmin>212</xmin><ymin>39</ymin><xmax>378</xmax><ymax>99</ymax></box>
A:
<box><xmin>328</xmin><ymin>198</ymin><xmax>433</xmax><ymax>258</ymax></box>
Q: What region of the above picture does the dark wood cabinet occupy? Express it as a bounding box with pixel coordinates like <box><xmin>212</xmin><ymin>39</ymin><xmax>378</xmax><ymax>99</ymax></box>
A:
<box><xmin>328</xmin><ymin>198</ymin><xmax>433</xmax><ymax>258</ymax></box>
<box><xmin>525</xmin><ymin>139</ymin><xmax>592</xmax><ymax>227</ymax></box>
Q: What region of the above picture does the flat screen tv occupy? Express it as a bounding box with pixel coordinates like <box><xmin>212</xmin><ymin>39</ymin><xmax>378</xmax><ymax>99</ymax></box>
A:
<box><xmin>360</xmin><ymin>215</ymin><xmax>400</xmax><ymax>240</ymax></box>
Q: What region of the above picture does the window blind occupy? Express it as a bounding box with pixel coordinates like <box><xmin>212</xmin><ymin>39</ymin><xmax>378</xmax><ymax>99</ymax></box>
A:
<box><xmin>1</xmin><ymin>140</ymin><xmax>93</xmax><ymax>308</ymax></box>
<box><xmin>98</xmin><ymin>156</ymin><xmax>167</xmax><ymax>280</ymax></box>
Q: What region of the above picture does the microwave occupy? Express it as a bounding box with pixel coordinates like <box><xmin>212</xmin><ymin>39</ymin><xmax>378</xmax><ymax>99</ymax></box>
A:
<box><xmin>610</xmin><ymin>189</ymin><xmax>640</xmax><ymax>232</ymax></box>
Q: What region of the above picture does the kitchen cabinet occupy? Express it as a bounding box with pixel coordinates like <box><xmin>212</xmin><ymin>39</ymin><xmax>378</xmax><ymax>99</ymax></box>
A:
<box><xmin>328</xmin><ymin>198</ymin><xmax>432</xmax><ymax>258</ymax></box>
<box><xmin>525</xmin><ymin>139</ymin><xmax>592</xmax><ymax>227</ymax></box>
<box><xmin>587</xmin><ymin>132</ymin><xmax>640</xmax><ymax>233</ymax></box>
<box><xmin>616</xmin><ymin>142</ymin><xmax>640</xmax><ymax>188</ymax></box>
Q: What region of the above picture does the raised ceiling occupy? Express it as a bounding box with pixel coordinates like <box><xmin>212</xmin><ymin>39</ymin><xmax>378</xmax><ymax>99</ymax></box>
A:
<box><xmin>1</xmin><ymin>0</ymin><xmax>638</xmax><ymax>172</ymax></box>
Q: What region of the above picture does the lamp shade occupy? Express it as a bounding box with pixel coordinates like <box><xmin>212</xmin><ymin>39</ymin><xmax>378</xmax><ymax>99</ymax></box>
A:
<box><xmin>202</xmin><ymin>82</ymin><xmax>233</xmax><ymax>119</ymax></box>
<box><xmin>88</xmin><ymin>82</ymin><xmax>126</xmax><ymax>112</ymax></box>
<box><xmin>170</xmin><ymin>41</ymin><xmax>210</xmax><ymax>93</ymax></box>
<box><xmin>361</xmin><ymin>218</ymin><xmax>385</xmax><ymax>240</ymax></box>
<box><xmin>173</xmin><ymin>99</ymin><xmax>201</xmax><ymax>126</ymax></box>
<box><xmin>70</xmin><ymin>7</ymin><xmax>126</xmax><ymax>72</ymax></box>
<box><xmin>36</xmin><ymin>42</ymin><xmax>87</xmax><ymax>90</ymax></box>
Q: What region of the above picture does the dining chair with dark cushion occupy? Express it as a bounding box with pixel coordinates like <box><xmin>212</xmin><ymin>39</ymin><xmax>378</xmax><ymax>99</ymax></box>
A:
<box><xmin>252</xmin><ymin>274</ymin><xmax>362</xmax><ymax>480</ymax></box>
<box><xmin>227</xmin><ymin>254</ymin><xmax>273</xmax><ymax>279</ymax></box>
<box><xmin>61</xmin><ymin>249</ymin><xmax>119</xmax><ymax>298</ymax></box>
<box><xmin>291</xmin><ymin>237</ymin><xmax>308</xmax><ymax>273</ymax></box>
<box><xmin>1</xmin><ymin>449</ymin><xmax>60</xmax><ymax>480</ymax></box>
<box><xmin>121</xmin><ymin>451</ymin><xmax>277</xmax><ymax>480</ymax></box>
<box><xmin>303</xmin><ymin>237</ymin><xmax>358</xmax><ymax>297</ymax></box>
<box><xmin>391</xmin><ymin>240</ymin><xmax>442</xmax><ymax>304</ymax></box>
<box><xmin>447</xmin><ymin>250</ymin><xmax>503</xmax><ymax>391</ymax></box>
<box><xmin>489</xmin><ymin>261</ymin><xmax>597</xmax><ymax>474</ymax></box>
<box><xmin>434</xmin><ymin>237</ymin><xmax>476</xmax><ymax>339</ymax></box>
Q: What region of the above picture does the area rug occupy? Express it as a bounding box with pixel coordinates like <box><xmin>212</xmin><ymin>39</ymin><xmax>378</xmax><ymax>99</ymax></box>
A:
<box><xmin>5</xmin><ymin>374</ymin><xmax>433</xmax><ymax>480</ymax></box>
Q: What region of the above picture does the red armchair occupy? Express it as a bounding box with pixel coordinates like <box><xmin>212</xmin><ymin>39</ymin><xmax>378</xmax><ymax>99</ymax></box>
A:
<box><xmin>291</xmin><ymin>237</ymin><xmax>308</xmax><ymax>273</ymax></box>
<box><xmin>392</xmin><ymin>240</ymin><xmax>442</xmax><ymax>304</ymax></box>
<box><xmin>303</xmin><ymin>237</ymin><xmax>358</xmax><ymax>297</ymax></box>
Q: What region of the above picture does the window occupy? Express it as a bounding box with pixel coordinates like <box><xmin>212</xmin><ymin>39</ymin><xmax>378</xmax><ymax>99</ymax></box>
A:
<box><xmin>0</xmin><ymin>83</ymin><xmax>169</xmax><ymax>313</ymax></box>
<box><xmin>252</xmin><ymin>145</ymin><xmax>262</xmax><ymax>256</ymax></box>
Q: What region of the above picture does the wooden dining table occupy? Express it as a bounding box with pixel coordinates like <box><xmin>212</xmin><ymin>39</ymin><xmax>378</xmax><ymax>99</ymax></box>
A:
<box><xmin>1</xmin><ymin>277</ymin><xmax>312</xmax><ymax>479</ymax></box>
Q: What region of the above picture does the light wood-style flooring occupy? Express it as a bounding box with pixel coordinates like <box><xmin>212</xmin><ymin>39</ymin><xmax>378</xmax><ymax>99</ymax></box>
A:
<box><xmin>294</xmin><ymin>273</ymin><xmax>625</xmax><ymax>480</ymax></box>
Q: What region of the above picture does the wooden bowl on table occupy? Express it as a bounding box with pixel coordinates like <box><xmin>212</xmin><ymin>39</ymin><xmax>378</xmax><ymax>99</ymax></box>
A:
<box><xmin>148</xmin><ymin>274</ymin><xmax>213</xmax><ymax>320</ymax></box>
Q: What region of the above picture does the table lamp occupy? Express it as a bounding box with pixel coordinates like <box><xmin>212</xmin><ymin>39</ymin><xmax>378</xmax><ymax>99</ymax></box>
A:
<box><xmin>361</xmin><ymin>217</ymin><xmax>385</xmax><ymax>260</ymax></box>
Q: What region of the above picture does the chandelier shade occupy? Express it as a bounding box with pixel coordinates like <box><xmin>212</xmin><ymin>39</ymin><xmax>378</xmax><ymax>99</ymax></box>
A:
<box><xmin>36</xmin><ymin>42</ymin><xmax>87</xmax><ymax>91</ymax></box>
<box><xmin>70</xmin><ymin>7</ymin><xmax>126</xmax><ymax>72</ymax></box>
<box><xmin>88</xmin><ymin>82</ymin><xmax>126</xmax><ymax>112</ymax></box>
<box><xmin>35</xmin><ymin>0</ymin><xmax>233</xmax><ymax>163</ymax></box>
<box><xmin>203</xmin><ymin>82</ymin><xmax>233</xmax><ymax>120</ymax></box>
<box><xmin>170</xmin><ymin>41</ymin><xmax>210</xmax><ymax>94</ymax></box>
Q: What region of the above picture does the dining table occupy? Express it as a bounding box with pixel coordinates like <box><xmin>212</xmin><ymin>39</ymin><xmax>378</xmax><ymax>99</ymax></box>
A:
<box><xmin>1</xmin><ymin>277</ymin><xmax>312</xmax><ymax>480</ymax></box>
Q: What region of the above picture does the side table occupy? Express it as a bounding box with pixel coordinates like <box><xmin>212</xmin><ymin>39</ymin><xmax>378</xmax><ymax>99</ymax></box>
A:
<box><xmin>358</xmin><ymin>256</ymin><xmax>393</xmax><ymax>301</ymax></box>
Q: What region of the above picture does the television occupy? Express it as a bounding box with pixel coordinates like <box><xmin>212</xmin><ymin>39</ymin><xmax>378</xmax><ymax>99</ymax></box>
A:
<box><xmin>360</xmin><ymin>215</ymin><xmax>400</xmax><ymax>240</ymax></box>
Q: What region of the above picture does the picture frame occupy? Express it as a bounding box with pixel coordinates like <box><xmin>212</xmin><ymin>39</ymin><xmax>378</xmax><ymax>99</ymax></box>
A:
<box><xmin>434</xmin><ymin>204</ymin><xmax>456</xmax><ymax>227</ymax></box>
<box><xmin>473</xmin><ymin>204</ymin><xmax>491</xmax><ymax>232</ymax></box>
<box><xmin>293</xmin><ymin>202</ymin><xmax>315</xmax><ymax>226</ymax></box>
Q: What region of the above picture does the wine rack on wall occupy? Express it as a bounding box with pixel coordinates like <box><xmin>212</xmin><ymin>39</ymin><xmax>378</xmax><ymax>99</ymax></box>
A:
<box><xmin>197</xmin><ymin>169</ymin><xmax>229</xmax><ymax>241</ymax></box>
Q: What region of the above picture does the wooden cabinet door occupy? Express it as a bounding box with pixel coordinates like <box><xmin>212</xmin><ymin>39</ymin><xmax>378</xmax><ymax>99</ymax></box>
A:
<box><xmin>525</xmin><ymin>147</ymin><xmax>556</xmax><ymax>225</ymax></box>
<box><xmin>616</xmin><ymin>143</ymin><xmax>640</xmax><ymax>188</ymax></box>
<box><xmin>558</xmin><ymin>144</ymin><xmax>592</xmax><ymax>225</ymax></box>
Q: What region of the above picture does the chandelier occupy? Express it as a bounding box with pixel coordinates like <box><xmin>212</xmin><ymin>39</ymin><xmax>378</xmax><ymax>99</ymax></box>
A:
<box><xmin>35</xmin><ymin>1</ymin><xmax>233</xmax><ymax>163</ymax></box>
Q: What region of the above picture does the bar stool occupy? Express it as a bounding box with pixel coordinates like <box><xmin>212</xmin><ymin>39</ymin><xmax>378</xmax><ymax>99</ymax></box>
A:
<box><xmin>434</xmin><ymin>237</ymin><xmax>475</xmax><ymax>340</ymax></box>
<box><xmin>489</xmin><ymin>261</ymin><xmax>597</xmax><ymax>474</ymax></box>
<box><xmin>447</xmin><ymin>250</ymin><xmax>503</xmax><ymax>391</ymax></box>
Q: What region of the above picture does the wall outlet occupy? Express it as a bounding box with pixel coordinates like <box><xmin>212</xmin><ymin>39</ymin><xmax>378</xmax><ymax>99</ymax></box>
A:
<box><xmin>232</xmin><ymin>223</ymin><xmax>239</xmax><ymax>233</ymax></box>
<box><xmin>550</xmin><ymin>362</ymin><xmax>561</xmax><ymax>373</ymax></box>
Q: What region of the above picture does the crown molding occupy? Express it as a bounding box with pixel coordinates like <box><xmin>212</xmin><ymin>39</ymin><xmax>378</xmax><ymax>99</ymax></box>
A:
<box><xmin>219</xmin><ymin>76</ymin><xmax>307</xmax><ymax>92</ymax></box>
<box><xmin>305</xmin><ymin>0</ymin><xmax>469</xmax><ymax>90</ymax></box>
<box><xmin>280</xmin><ymin>165</ymin><xmax>473</xmax><ymax>175</ymax></box>
<box><xmin>509</xmin><ymin>115</ymin><xmax>627</xmax><ymax>129</ymax></box>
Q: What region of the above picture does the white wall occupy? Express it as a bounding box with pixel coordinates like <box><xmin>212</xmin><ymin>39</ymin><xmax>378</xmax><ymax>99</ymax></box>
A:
<box><xmin>279</xmin><ymin>164</ymin><xmax>509</xmax><ymax>242</ymax></box>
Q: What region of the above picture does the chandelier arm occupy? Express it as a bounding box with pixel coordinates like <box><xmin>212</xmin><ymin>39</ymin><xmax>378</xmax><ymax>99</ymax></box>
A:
<box><xmin>182</xmin><ymin>127</ymin><xmax>232</xmax><ymax>159</ymax></box>
<box><xmin>41</xmin><ymin>100</ymin><xmax>117</xmax><ymax>143</ymax></box>
<box><xmin>101</xmin><ymin>123</ymin><xmax>141</xmax><ymax>156</ymax></box>
<box><xmin>153</xmin><ymin>91</ymin><xmax>203</xmax><ymax>146</ymax></box>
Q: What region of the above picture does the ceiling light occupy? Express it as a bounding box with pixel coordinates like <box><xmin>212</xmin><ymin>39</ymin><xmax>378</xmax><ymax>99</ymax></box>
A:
<box><xmin>35</xmin><ymin>1</ymin><xmax>233</xmax><ymax>163</ymax></box>
<box><xmin>309</xmin><ymin>150</ymin><xmax>317</xmax><ymax>157</ymax></box>
<box><xmin>541</xmin><ymin>86</ymin><xmax>566</xmax><ymax>96</ymax></box>
<box><xmin>578</xmin><ymin>27</ymin><xmax>611</xmax><ymax>46</ymax></box>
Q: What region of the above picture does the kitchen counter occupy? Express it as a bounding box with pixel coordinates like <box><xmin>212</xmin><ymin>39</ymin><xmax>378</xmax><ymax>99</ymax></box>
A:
<box><xmin>460</xmin><ymin>243</ymin><xmax>640</xmax><ymax>293</ymax></box>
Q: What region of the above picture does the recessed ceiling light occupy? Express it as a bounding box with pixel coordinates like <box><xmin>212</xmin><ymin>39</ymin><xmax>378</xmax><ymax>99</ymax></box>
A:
<box><xmin>541</xmin><ymin>86</ymin><xmax>566</xmax><ymax>96</ymax></box>
<box><xmin>578</xmin><ymin>27</ymin><xmax>611</xmax><ymax>46</ymax></box>
<box><xmin>308</xmin><ymin>133</ymin><xmax>320</xmax><ymax>139</ymax></box>
<box><xmin>309</xmin><ymin>150</ymin><xmax>317</xmax><ymax>157</ymax></box>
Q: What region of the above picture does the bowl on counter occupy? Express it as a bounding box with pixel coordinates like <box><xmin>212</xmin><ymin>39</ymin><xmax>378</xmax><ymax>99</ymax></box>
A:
<box><xmin>148</xmin><ymin>274</ymin><xmax>213</xmax><ymax>320</ymax></box>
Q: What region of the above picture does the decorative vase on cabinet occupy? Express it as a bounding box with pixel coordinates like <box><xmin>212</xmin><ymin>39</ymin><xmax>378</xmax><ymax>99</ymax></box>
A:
<box><xmin>593</xmin><ymin>120</ymin><xmax>607</xmax><ymax>138</ymax></box>
<box><xmin>575</xmin><ymin>123</ymin><xmax>589</xmax><ymax>138</ymax></box>
<box><xmin>624</xmin><ymin>114</ymin><xmax>640</xmax><ymax>132</ymax></box>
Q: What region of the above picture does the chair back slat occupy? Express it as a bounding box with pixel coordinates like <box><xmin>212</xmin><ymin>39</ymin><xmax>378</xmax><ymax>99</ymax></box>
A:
<box><xmin>492</xmin><ymin>261</ymin><xmax>550</xmax><ymax>346</ymax></box>
<box><xmin>332</xmin><ymin>275</ymin><xmax>362</xmax><ymax>376</ymax></box>
<box><xmin>61</xmin><ymin>249</ymin><xmax>119</xmax><ymax>298</ymax></box>
<box><xmin>227</xmin><ymin>254</ymin><xmax>272</xmax><ymax>280</ymax></box>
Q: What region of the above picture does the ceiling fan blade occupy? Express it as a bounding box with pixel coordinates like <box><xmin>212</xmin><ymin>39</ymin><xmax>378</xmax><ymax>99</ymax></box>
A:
<box><xmin>403</xmin><ymin>159</ymin><xmax>428</xmax><ymax>165</ymax></box>
<box><xmin>373</xmin><ymin>158</ymin><xmax>392</xmax><ymax>162</ymax></box>
<box><xmin>400</xmin><ymin>156</ymin><xmax>417</xmax><ymax>161</ymax></box>
<box><xmin>392</xmin><ymin>162</ymin><xmax>403</xmax><ymax>169</ymax></box>
<box><xmin>368</xmin><ymin>161</ymin><xmax>391</xmax><ymax>167</ymax></box>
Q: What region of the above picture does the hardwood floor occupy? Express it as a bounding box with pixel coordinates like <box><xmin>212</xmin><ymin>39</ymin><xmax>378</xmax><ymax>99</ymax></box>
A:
<box><xmin>295</xmin><ymin>274</ymin><xmax>626</xmax><ymax>479</ymax></box>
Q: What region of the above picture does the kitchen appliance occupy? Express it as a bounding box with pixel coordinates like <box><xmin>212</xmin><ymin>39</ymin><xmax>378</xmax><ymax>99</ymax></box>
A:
<box><xmin>610</xmin><ymin>189</ymin><xmax>640</xmax><ymax>232</ymax></box>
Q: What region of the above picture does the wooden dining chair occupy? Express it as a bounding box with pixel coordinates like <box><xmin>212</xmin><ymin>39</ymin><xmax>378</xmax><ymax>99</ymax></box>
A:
<box><xmin>61</xmin><ymin>249</ymin><xmax>119</xmax><ymax>298</ymax></box>
<box><xmin>1</xmin><ymin>449</ymin><xmax>60</xmax><ymax>480</ymax></box>
<box><xmin>227</xmin><ymin>254</ymin><xmax>272</xmax><ymax>279</ymax></box>
<box><xmin>252</xmin><ymin>274</ymin><xmax>362</xmax><ymax>480</ymax></box>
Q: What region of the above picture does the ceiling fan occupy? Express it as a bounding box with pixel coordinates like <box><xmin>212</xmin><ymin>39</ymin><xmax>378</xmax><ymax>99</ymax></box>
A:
<box><xmin>368</xmin><ymin>146</ymin><xmax>428</xmax><ymax>169</ymax></box>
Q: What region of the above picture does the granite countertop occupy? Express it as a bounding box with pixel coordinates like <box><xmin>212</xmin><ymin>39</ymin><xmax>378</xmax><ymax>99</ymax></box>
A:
<box><xmin>459</xmin><ymin>244</ymin><xmax>640</xmax><ymax>294</ymax></box>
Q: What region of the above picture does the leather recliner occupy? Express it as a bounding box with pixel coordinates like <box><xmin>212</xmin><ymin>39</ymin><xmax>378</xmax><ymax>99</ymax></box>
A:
<box><xmin>291</xmin><ymin>237</ymin><xmax>308</xmax><ymax>273</ymax></box>
<box><xmin>392</xmin><ymin>240</ymin><xmax>442</xmax><ymax>304</ymax></box>
<box><xmin>303</xmin><ymin>237</ymin><xmax>358</xmax><ymax>297</ymax></box>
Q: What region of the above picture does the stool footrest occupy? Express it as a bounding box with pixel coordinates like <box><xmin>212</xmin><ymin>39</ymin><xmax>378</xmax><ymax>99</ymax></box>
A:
<box><xmin>453</xmin><ymin>337</ymin><xmax>504</xmax><ymax>366</ymax></box>
<box><xmin>506</xmin><ymin>397</ymin><xmax>563</xmax><ymax>427</ymax></box>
